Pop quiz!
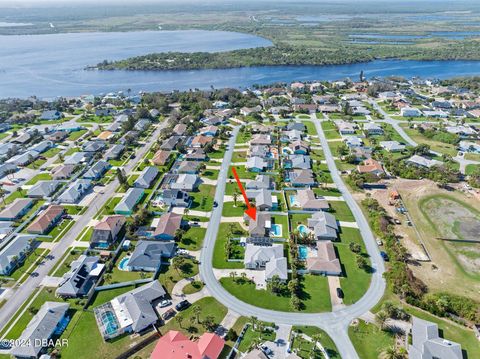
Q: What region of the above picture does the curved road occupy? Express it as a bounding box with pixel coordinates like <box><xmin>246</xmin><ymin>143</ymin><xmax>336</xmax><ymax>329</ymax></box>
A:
<box><xmin>199</xmin><ymin>118</ymin><xmax>386</xmax><ymax>359</ymax></box>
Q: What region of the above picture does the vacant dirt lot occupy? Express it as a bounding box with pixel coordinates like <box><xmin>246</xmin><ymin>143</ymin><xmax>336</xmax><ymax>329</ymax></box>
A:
<box><xmin>396</xmin><ymin>179</ymin><xmax>480</xmax><ymax>301</ymax></box>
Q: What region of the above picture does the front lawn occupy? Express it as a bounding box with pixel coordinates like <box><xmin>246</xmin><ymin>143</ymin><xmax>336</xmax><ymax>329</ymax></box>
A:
<box><xmin>348</xmin><ymin>320</ymin><xmax>395</xmax><ymax>359</ymax></box>
<box><xmin>213</xmin><ymin>223</ymin><xmax>246</xmax><ymax>269</ymax></box>
<box><xmin>8</xmin><ymin>248</ymin><xmax>50</xmax><ymax>283</ymax></box>
<box><xmin>220</xmin><ymin>274</ymin><xmax>331</xmax><ymax>313</ymax></box>
<box><xmin>328</xmin><ymin>201</ymin><xmax>355</xmax><ymax>222</ymax></box>
<box><xmin>190</xmin><ymin>184</ymin><xmax>216</xmax><ymax>211</ymax></box>
<box><xmin>25</xmin><ymin>173</ymin><xmax>52</xmax><ymax>185</ymax></box>
<box><xmin>41</xmin><ymin>219</ymin><xmax>75</xmax><ymax>242</ymax></box>
<box><xmin>49</xmin><ymin>247</ymin><xmax>84</xmax><ymax>277</ymax></box>
<box><xmin>292</xmin><ymin>326</ymin><xmax>340</xmax><ymax>359</ymax></box>
<box><xmin>179</xmin><ymin>226</ymin><xmax>206</xmax><ymax>251</ymax></box>
<box><xmin>158</xmin><ymin>257</ymin><xmax>199</xmax><ymax>293</ymax></box>
<box><xmin>222</xmin><ymin>201</ymin><xmax>246</xmax><ymax>217</ymax></box>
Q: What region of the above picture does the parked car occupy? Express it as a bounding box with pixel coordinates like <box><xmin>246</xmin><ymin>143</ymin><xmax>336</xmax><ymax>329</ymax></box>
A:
<box><xmin>177</xmin><ymin>249</ymin><xmax>188</xmax><ymax>255</ymax></box>
<box><xmin>336</xmin><ymin>287</ymin><xmax>344</xmax><ymax>298</ymax></box>
<box><xmin>175</xmin><ymin>300</ymin><xmax>191</xmax><ymax>311</ymax></box>
<box><xmin>261</xmin><ymin>346</ymin><xmax>274</xmax><ymax>356</ymax></box>
<box><xmin>159</xmin><ymin>299</ymin><xmax>172</xmax><ymax>308</ymax></box>
<box><xmin>162</xmin><ymin>308</ymin><xmax>176</xmax><ymax>320</ymax></box>
<box><xmin>376</xmin><ymin>238</ymin><xmax>383</xmax><ymax>246</ymax></box>
<box><xmin>394</xmin><ymin>219</ymin><xmax>401</xmax><ymax>225</ymax></box>
<box><xmin>213</xmin><ymin>201</ymin><xmax>218</xmax><ymax>208</ymax></box>
<box><xmin>380</xmin><ymin>251</ymin><xmax>389</xmax><ymax>261</ymax></box>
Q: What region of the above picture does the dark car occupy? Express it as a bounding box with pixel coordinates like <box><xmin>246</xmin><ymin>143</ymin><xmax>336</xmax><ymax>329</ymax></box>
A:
<box><xmin>213</xmin><ymin>201</ymin><xmax>218</xmax><ymax>208</ymax></box>
<box><xmin>175</xmin><ymin>300</ymin><xmax>191</xmax><ymax>311</ymax></box>
<box><xmin>380</xmin><ymin>251</ymin><xmax>389</xmax><ymax>261</ymax></box>
<box><xmin>336</xmin><ymin>287</ymin><xmax>344</xmax><ymax>298</ymax></box>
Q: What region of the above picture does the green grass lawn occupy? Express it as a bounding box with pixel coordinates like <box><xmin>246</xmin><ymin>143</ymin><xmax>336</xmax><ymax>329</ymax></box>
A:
<box><xmin>182</xmin><ymin>280</ymin><xmax>204</xmax><ymax>294</ymax></box>
<box><xmin>158</xmin><ymin>257</ymin><xmax>199</xmax><ymax>293</ymax></box>
<box><xmin>74</xmin><ymin>226</ymin><xmax>93</xmax><ymax>242</ymax></box>
<box><xmin>40</xmin><ymin>219</ymin><xmax>75</xmax><ymax>242</ymax></box>
<box><xmin>26</xmin><ymin>158</ymin><xmax>47</xmax><ymax>169</ymax></box>
<box><xmin>8</xmin><ymin>248</ymin><xmax>49</xmax><ymax>283</ymax></box>
<box><xmin>236</xmin><ymin>130</ymin><xmax>252</xmax><ymax>144</ymax></box>
<box><xmin>465</xmin><ymin>164</ymin><xmax>479</xmax><ymax>175</ymax></box>
<box><xmin>49</xmin><ymin>247</ymin><xmax>84</xmax><ymax>277</ymax></box>
<box><xmin>4</xmin><ymin>189</ymin><xmax>27</xmax><ymax>205</ymax></box>
<box><xmin>348</xmin><ymin>320</ymin><xmax>395</xmax><ymax>359</ymax></box>
<box><xmin>292</xmin><ymin>326</ymin><xmax>340</xmax><ymax>359</ymax></box>
<box><xmin>328</xmin><ymin>201</ymin><xmax>355</xmax><ymax>222</ymax></box>
<box><xmin>272</xmin><ymin>214</ymin><xmax>289</xmax><ymax>238</ymax></box>
<box><xmin>25</xmin><ymin>173</ymin><xmax>52</xmax><ymax>185</ymax></box>
<box><xmin>225</xmin><ymin>181</ymin><xmax>244</xmax><ymax>195</ymax></box>
<box><xmin>213</xmin><ymin>223</ymin><xmax>247</xmax><ymax>269</ymax></box>
<box><xmin>222</xmin><ymin>201</ymin><xmax>247</xmax><ymax>217</ymax></box>
<box><xmin>190</xmin><ymin>184</ymin><xmax>216</xmax><ymax>211</ymax></box>
<box><xmin>107</xmin><ymin>252</ymin><xmax>147</xmax><ymax>283</ymax></box>
<box><xmin>201</xmin><ymin>169</ymin><xmax>219</xmax><ymax>180</ymax></box>
<box><xmin>231</xmin><ymin>150</ymin><xmax>248</xmax><ymax>162</ymax></box>
<box><xmin>207</xmin><ymin>147</ymin><xmax>226</xmax><ymax>159</ymax></box>
<box><xmin>42</xmin><ymin>147</ymin><xmax>61</xmax><ymax>158</ymax></box>
<box><xmin>94</xmin><ymin>196</ymin><xmax>121</xmax><ymax>219</ymax></box>
<box><xmin>290</xmin><ymin>213</ymin><xmax>311</xmax><ymax>227</ymax></box>
<box><xmin>313</xmin><ymin>187</ymin><xmax>342</xmax><ymax>197</ymax></box>
<box><xmin>220</xmin><ymin>274</ymin><xmax>331</xmax><ymax>313</ymax></box>
<box><xmin>63</xmin><ymin>205</ymin><xmax>85</xmax><ymax>215</ymax></box>
<box><xmin>336</xmin><ymin>228</ymin><xmax>371</xmax><ymax>305</ymax></box>
<box><xmin>179</xmin><ymin>226</ymin><xmax>206</xmax><ymax>251</ymax></box>
<box><xmin>237</xmin><ymin>324</ymin><xmax>276</xmax><ymax>353</ymax></box>
<box><xmin>67</xmin><ymin>129</ymin><xmax>87</xmax><ymax>141</ymax></box>
<box><xmin>64</xmin><ymin>146</ymin><xmax>80</xmax><ymax>156</ymax></box>
<box><xmin>229</xmin><ymin>165</ymin><xmax>258</xmax><ymax>180</ymax></box>
<box><xmin>159</xmin><ymin>296</ymin><xmax>227</xmax><ymax>335</ymax></box>
<box><xmin>399</xmin><ymin>125</ymin><xmax>458</xmax><ymax>156</ymax></box>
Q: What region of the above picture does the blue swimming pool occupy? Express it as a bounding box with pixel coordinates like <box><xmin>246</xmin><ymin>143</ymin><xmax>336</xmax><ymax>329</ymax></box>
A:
<box><xmin>299</xmin><ymin>245</ymin><xmax>308</xmax><ymax>260</ymax></box>
<box><xmin>271</xmin><ymin>224</ymin><xmax>282</xmax><ymax>237</ymax></box>
<box><xmin>297</xmin><ymin>224</ymin><xmax>309</xmax><ymax>235</ymax></box>
<box><xmin>101</xmin><ymin>311</ymin><xmax>119</xmax><ymax>336</ymax></box>
<box><xmin>118</xmin><ymin>256</ymin><xmax>131</xmax><ymax>271</ymax></box>
<box><xmin>289</xmin><ymin>194</ymin><xmax>298</xmax><ymax>207</ymax></box>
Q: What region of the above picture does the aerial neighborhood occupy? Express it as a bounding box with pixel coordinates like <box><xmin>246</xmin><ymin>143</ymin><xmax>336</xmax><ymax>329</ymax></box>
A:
<box><xmin>0</xmin><ymin>76</ymin><xmax>478</xmax><ymax>359</ymax></box>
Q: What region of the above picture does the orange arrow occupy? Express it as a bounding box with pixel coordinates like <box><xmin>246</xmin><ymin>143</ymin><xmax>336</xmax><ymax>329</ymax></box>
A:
<box><xmin>231</xmin><ymin>167</ymin><xmax>257</xmax><ymax>221</ymax></box>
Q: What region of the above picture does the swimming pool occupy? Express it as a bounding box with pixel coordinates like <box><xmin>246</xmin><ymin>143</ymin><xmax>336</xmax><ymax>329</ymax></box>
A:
<box><xmin>271</xmin><ymin>224</ymin><xmax>282</xmax><ymax>237</ymax></box>
<box><xmin>289</xmin><ymin>194</ymin><xmax>299</xmax><ymax>207</ymax></box>
<box><xmin>118</xmin><ymin>256</ymin><xmax>131</xmax><ymax>271</ymax></box>
<box><xmin>282</xmin><ymin>147</ymin><xmax>293</xmax><ymax>155</ymax></box>
<box><xmin>101</xmin><ymin>311</ymin><xmax>119</xmax><ymax>336</ymax></box>
<box><xmin>298</xmin><ymin>245</ymin><xmax>308</xmax><ymax>260</ymax></box>
<box><xmin>297</xmin><ymin>224</ymin><xmax>309</xmax><ymax>235</ymax></box>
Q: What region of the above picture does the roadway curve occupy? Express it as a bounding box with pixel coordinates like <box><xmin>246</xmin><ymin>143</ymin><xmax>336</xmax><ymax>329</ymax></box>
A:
<box><xmin>199</xmin><ymin>118</ymin><xmax>386</xmax><ymax>359</ymax></box>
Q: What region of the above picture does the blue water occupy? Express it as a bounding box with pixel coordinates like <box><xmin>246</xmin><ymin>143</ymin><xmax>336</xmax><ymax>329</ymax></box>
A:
<box><xmin>289</xmin><ymin>195</ymin><xmax>298</xmax><ymax>207</ymax></box>
<box><xmin>299</xmin><ymin>245</ymin><xmax>308</xmax><ymax>260</ymax></box>
<box><xmin>118</xmin><ymin>256</ymin><xmax>130</xmax><ymax>271</ymax></box>
<box><xmin>101</xmin><ymin>311</ymin><xmax>119</xmax><ymax>336</ymax></box>
<box><xmin>2</xmin><ymin>30</ymin><xmax>480</xmax><ymax>98</ymax></box>
<box><xmin>298</xmin><ymin>224</ymin><xmax>309</xmax><ymax>235</ymax></box>
<box><xmin>271</xmin><ymin>224</ymin><xmax>282</xmax><ymax>237</ymax></box>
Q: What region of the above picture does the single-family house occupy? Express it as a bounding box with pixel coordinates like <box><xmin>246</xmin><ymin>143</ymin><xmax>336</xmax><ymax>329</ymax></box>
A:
<box><xmin>152</xmin><ymin>212</ymin><xmax>183</xmax><ymax>240</ymax></box>
<box><xmin>90</xmin><ymin>215</ymin><xmax>126</xmax><ymax>248</ymax></box>
<box><xmin>51</xmin><ymin>164</ymin><xmax>76</xmax><ymax>180</ymax></box>
<box><xmin>401</xmin><ymin>107</ymin><xmax>423</xmax><ymax>117</ymax></box>
<box><xmin>363</xmin><ymin>122</ymin><xmax>384</xmax><ymax>135</ymax></box>
<box><xmin>0</xmin><ymin>234</ymin><xmax>34</xmax><ymax>275</ymax></box>
<box><xmin>406</xmin><ymin>155</ymin><xmax>443</xmax><ymax>169</ymax></box>
<box><xmin>127</xmin><ymin>241</ymin><xmax>176</xmax><ymax>271</ymax></box>
<box><xmin>246</xmin><ymin>175</ymin><xmax>274</xmax><ymax>190</ymax></box>
<box><xmin>295</xmin><ymin>189</ymin><xmax>329</xmax><ymax>211</ymax></box>
<box><xmin>83</xmin><ymin>160</ymin><xmax>111</xmax><ymax>180</ymax></box>
<box><xmin>114</xmin><ymin>188</ymin><xmax>144</xmax><ymax>215</ymax></box>
<box><xmin>357</xmin><ymin>158</ymin><xmax>385</xmax><ymax>176</ymax></box>
<box><xmin>151</xmin><ymin>331</ymin><xmax>225</xmax><ymax>359</ymax></box>
<box><xmin>10</xmin><ymin>302</ymin><xmax>70</xmax><ymax>359</ymax></box>
<box><xmin>307</xmin><ymin>212</ymin><xmax>339</xmax><ymax>241</ymax></box>
<box><xmin>408</xmin><ymin>316</ymin><xmax>462</xmax><ymax>359</ymax></box>
<box><xmin>0</xmin><ymin>198</ymin><xmax>33</xmax><ymax>221</ymax></box>
<box><xmin>246</xmin><ymin>156</ymin><xmax>267</xmax><ymax>173</ymax></box>
<box><xmin>134</xmin><ymin>166</ymin><xmax>158</xmax><ymax>188</ymax></box>
<box><xmin>379</xmin><ymin>141</ymin><xmax>406</xmax><ymax>152</ymax></box>
<box><xmin>58</xmin><ymin>179</ymin><xmax>92</xmax><ymax>203</ymax></box>
<box><xmin>289</xmin><ymin>169</ymin><xmax>315</xmax><ymax>187</ymax></box>
<box><xmin>173</xmin><ymin>123</ymin><xmax>187</xmax><ymax>136</ymax></box>
<box><xmin>151</xmin><ymin>150</ymin><xmax>171</xmax><ymax>166</ymax></box>
<box><xmin>306</xmin><ymin>241</ymin><xmax>342</xmax><ymax>276</ymax></box>
<box><xmin>170</xmin><ymin>174</ymin><xmax>199</xmax><ymax>192</ymax></box>
<box><xmin>56</xmin><ymin>255</ymin><xmax>104</xmax><ymax>298</ymax></box>
<box><xmin>40</xmin><ymin>110</ymin><xmax>63</xmax><ymax>121</ymax></box>
<box><xmin>26</xmin><ymin>205</ymin><xmax>64</xmax><ymax>234</ymax></box>
<box><xmin>105</xmin><ymin>144</ymin><xmax>125</xmax><ymax>160</ymax></box>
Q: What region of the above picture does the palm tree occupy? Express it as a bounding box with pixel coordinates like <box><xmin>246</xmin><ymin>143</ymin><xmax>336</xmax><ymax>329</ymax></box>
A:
<box><xmin>250</xmin><ymin>316</ymin><xmax>258</xmax><ymax>331</ymax></box>
<box><xmin>175</xmin><ymin>315</ymin><xmax>184</xmax><ymax>329</ymax></box>
<box><xmin>193</xmin><ymin>305</ymin><xmax>201</xmax><ymax>324</ymax></box>
<box><xmin>233</xmin><ymin>191</ymin><xmax>238</xmax><ymax>206</ymax></box>
<box><xmin>0</xmin><ymin>188</ymin><xmax>6</xmax><ymax>207</ymax></box>
<box><xmin>229</xmin><ymin>271</ymin><xmax>237</xmax><ymax>282</ymax></box>
<box><xmin>172</xmin><ymin>256</ymin><xmax>185</xmax><ymax>275</ymax></box>
<box><xmin>380</xmin><ymin>345</ymin><xmax>406</xmax><ymax>359</ymax></box>
<box><xmin>240</xmin><ymin>272</ymin><xmax>247</xmax><ymax>282</ymax></box>
<box><xmin>183</xmin><ymin>207</ymin><xmax>190</xmax><ymax>217</ymax></box>
<box><xmin>375</xmin><ymin>310</ymin><xmax>389</xmax><ymax>331</ymax></box>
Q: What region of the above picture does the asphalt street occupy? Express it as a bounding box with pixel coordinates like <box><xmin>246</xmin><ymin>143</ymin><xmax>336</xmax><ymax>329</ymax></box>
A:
<box><xmin>199</xmin><ymin>120</ymin><xmax>386</xmax><ymax>359</ymax></box>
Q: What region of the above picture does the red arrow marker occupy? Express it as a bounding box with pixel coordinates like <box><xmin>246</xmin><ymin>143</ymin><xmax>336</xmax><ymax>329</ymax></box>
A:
<box><xmin>231</xmin><ymin>167</ymin><xmax>257</xmax><ymax>221</ymax></box>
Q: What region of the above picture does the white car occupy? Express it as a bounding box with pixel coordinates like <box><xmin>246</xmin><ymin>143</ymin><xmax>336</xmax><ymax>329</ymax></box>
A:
<box><xmin>177</xmin><ymin>249</ymin><xmax>189</xmax><ymax>255</ymax></box>
<box><xmin>159</xmin><ymin>299</ymin><xmax>172</xmax><ymax>308</ymax></box>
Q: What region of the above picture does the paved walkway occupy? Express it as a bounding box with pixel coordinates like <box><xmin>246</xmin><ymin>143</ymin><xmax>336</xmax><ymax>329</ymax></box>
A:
<box><xmin>328</xmin><ymin>276</ymin><xmax>345</xmax><ymax>311</ymax></box>
<box><xmin>215</xmin><ymin>309</ymin><xmax>241</xmax><ymax>337</ymax></box>
<box><xmin>201</xmin><ymin>178</ymin><xmax>218</xmax><ymax>186</ymax></box>
<box><xmin>172</xmin><ymin>207</ymin><xmax>211</xmax><ymax>217</ymax></box>
<box><xmin>339</xmin><ymin>221</ymin><xmax>359</xmax><ymax>229</ymax></box>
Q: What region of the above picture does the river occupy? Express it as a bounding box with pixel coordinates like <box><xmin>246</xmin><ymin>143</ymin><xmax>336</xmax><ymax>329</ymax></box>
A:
<box><xmin>1</xmin><ymin>30</ymin><xmax>480</xmax><ymax>98</ymax></box>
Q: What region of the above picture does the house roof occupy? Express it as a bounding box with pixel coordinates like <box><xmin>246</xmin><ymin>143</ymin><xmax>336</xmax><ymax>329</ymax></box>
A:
<box><xmin>153</xmin><ymin>212</ymin><xmax>182</xmax><ymax>238</ymax></box>
<box><xmin>306</xmin><ymin>241</ymin><xmax>341</xmax><ymax>274</ymax></box>
<box><xmin>0</xmin><ymin>198</ymin><xmax>33</xmax><ymax>219</ymax></box>
<box><xmin>244</xmin><ymin>243</ymin><xmax>283</xmax><ymax>267</ymax></box>
<box><xmin>109</xmin><ymin>281</ymin><xmax>166</xmax><ymax>333</ymax></box>
<box><xmin>0</xmin><ymin>234</ymin><xmax>35</xmax><ymax>274</ymax></box>
<box><xmin>27</xmin><ymin>205</ymin><xmax>64</xmax><ymax>233</ymax></box>
<box><xmin>296</xmin><ymin>189</ymin><xmax>329</xmax><ymax>210</ymax></box>
<box><xmin>94</xmin><ymin>215</ymin><xmax>126</xmax><ymax>234</ymax></box>
<box><xmin>10</xmin><ymin>302</ymin><xmax>70</xmax><ymax>358</ymax></box>
<box><xmin>152</xmin><ymin>150</ymin><xmax>171</xmax><ymax>165</ymax></box>
<box><xmin>114</xmin><ymin>188</ymin><xmax>144</xmax><ymax>213</ymax></box>
<box><xmin>127</xmin><ymin>240</ymin><xmax>176</xmax><ymax>269</ymax></box>
<box><xmin>134</xmin><ymin>166</ymin><xmax>158</xmax><ymax>188</ymax></box>
<box><xmin>56</xmin><ymin>255</ymin><xmax>102</xmax><ymax>297</ymax></box>
<box><xmin>357</xmin><ymin>158</ymin><xmax>384</xmax><ymax>174</ymax></box>
<box><xmin>265</xmin><ymin>257</ymin><xmax>288</xmax><ymax>280</ymax></box>
<box><xmin>151</xmin><ymin>330</ymin><xmax>225</xmax><ymax>359</ymax></box>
